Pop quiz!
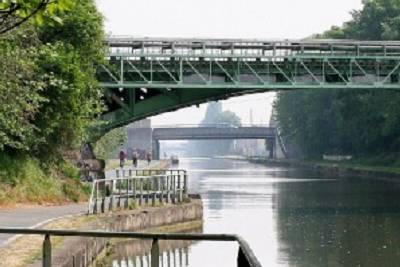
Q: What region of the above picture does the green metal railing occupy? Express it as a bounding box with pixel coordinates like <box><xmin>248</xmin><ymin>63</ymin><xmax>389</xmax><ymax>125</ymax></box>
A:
<box><xmin>0</xmin><ymin>228</ymin><xmax>262</xmax><ymax>267</ymax></box>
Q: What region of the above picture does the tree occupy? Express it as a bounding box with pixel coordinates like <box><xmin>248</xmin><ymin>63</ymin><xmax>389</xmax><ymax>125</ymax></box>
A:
<box><xmin>0</xmin><ymin>0</ymin><xmax>105</xmax><ymax>158</ymax></box>
<box><xmin>274</xmin><ymin>0</ymin><xmax>400</xmax><ymax>161</ymax></box>
<box><xmin>0</xmin><ymin>0</ymin><xmax>72</xmax><ymax>35</ymax></box>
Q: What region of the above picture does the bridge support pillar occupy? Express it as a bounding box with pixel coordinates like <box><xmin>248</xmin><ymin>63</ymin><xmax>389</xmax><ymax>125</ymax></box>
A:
<box><xmin>266</xmin><ymin>138</ymin><xmax>275</xmax><ymax>159</ymax></box>
<box><xmin>152</xmin><ymin>139</ymin><xmax>160</xmax><ymax>160</ymax></box>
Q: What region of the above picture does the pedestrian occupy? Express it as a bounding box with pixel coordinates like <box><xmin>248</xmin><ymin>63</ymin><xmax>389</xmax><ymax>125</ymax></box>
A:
<box><xmin>119</xmin><ymin>150</ymin><xmax>126</xmax><ymax>168</ymax></box>
<box><xmin>132</xmin><ymin>150</ymin><xmax>138</xmax><ymax>168</ymax></box>
<box><xmin>146</xmin><ymin>151</ymin><xmax>152</xmax><ymax>165</ymax></box>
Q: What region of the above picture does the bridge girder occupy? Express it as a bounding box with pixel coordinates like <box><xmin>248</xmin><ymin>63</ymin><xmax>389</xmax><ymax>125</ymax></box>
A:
<box><xmin>99</xmin><ymin>38</ymin><xmax>400</xmax><ymax>132</ymax></box>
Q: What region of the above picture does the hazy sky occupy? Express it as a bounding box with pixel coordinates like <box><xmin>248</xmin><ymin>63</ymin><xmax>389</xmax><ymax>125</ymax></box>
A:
<box><xmin>96</xmin><ymin>0</ymin><xmax>363</xmax><ymax>125</ymax></box>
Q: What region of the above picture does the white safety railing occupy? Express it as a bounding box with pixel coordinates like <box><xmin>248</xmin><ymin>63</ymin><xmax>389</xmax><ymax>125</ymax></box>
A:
<box><xmin>88</xmin><ymin>169</ymin><xmax>188</xmax><ymax>214</ymax></box>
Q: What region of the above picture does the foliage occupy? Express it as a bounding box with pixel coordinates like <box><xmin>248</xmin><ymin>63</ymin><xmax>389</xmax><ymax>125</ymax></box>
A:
<box><xmin>93</xmin><ymin>127</ymin><xmax>127</xmax><ymax>160</ymax></box>
<box><xmin>275</xmin><ymin>0</ymin><xmax>400</xmax><ymax>161</ymax></box>
<box><xmin>0</xmin><ymin>0</ymin><xmax>104</xmax><ymax>156</ymax></box>
<box><xmin>0</xmin><ymin>152</ymin><xmax>89</xmax><ymax>204</ymax></box>
<box><xmin>0</xmin><ymin>0</ymin><xmax>72</xmax><ymax>35</ymax></box>
<box><xmin>0</xmin><ymin>0</ymin><xmax>104</xmax><ymax>204</ymax></box>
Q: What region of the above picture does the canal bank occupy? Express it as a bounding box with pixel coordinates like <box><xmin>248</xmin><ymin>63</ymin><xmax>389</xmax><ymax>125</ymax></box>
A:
<box><xmin>248</xmin><ymin>158</ymin><xmax>400</xmax><ymax>180</ymax></box>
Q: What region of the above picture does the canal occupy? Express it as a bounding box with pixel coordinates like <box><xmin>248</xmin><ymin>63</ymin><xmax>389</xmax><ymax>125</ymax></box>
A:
<box><xmin>107</xmin><ymin>158</ymin><xmax>400</xmax><ymax>267</ymax></box>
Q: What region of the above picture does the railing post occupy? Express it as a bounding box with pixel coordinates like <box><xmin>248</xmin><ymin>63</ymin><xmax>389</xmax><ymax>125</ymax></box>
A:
<box><xmin>159</xmin><ymin>177</ymin><xmax>164</xmax><ymax>204</ymax></box>
<box><xmin>151</xmin><ymin>238</ymin><xmax>160</xmax><ymax>267</ymax></box>
<box><xmin>110</xmin><ymin>180</ymin><xmax>114</xmax><ymax>210</ymax></box>
<box><xmin>43</xmin><ymin>234</ymin><xmax>52</xmax><ymax>267</ymax></box>
<box><xmin>178</xmin><ymin>174</ymin><xmax>182</xmax><ymax>202</ymax></box>
<box><xmin>139</xmin><ymin>179</ymin><xmax>143</xmax><ymax>206</ymax></box>
<box><xmin>125</xmin><ymin>179</ymin><xmax>129</xmax><ymax>209</ymax></box>
<box><xmin>172</xmin><ymin>175</ymin><xmax>177</xmax><ymax>204</ymax></box>
<box><xmin>237</xmin><ymin>247</ymin><xmax>251</xmax><ymax>267</ymax></box>
<box><xmin>118</xmin><ymin>179</ymin><xmax>122</xmax><ymax>208</ymax></box>
<box><xmin>183</xmin><ymin>171</ymin><xmax>188</xmax><ymax>197</ymax></box>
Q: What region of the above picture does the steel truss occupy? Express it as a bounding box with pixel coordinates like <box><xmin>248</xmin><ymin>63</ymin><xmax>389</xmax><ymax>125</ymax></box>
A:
<box><xmin>98</xmin><ymin>37</ymin><xmax>400</xmax><ymax>130</ymax></box>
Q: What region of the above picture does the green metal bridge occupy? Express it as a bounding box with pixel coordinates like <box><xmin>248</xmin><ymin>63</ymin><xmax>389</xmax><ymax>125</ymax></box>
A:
<box><xmin>99</xmin><ymin>37</ymin><xmax>400</xmax><ymax>130</ymax></box>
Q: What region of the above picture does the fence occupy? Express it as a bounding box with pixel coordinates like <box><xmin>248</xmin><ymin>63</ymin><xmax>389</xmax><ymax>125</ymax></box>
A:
<box><xmin>88</xmin><ymin>169</ymin><xmax>188</xmax><ymax>214</ymax></box>
<box><xmin>0</xmin><ymin>228</ymin><xmax>262</xmax><ymax>267</ymax></box>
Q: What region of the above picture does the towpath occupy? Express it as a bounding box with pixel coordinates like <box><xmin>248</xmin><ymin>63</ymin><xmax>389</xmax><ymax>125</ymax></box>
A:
<box><xmin>0</xmin><ymin>159</ymin><xmax>169</xmax><ymax>247</ymax></box>
<box><xmin>0</xmin><ymin>203</ymin><xmax>86</xmax><ymax>247</ymax></box>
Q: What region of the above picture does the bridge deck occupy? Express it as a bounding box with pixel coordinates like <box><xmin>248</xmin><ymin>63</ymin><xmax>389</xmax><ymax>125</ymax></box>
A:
<box><xmin>99</xmin><ymin>37</ymin><xmax>400</xmax><ymax>131</ymax></box>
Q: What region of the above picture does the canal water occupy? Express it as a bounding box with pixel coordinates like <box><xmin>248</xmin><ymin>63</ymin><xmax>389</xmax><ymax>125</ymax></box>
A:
<box><xmin>108</xmin><ymin>158</ymin><xmax>400</xmax><ymax>267</ymax></box>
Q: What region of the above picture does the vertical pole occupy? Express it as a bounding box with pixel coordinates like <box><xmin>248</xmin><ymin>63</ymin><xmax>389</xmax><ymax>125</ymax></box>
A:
<box><xmin>126</xmin><ymin>179</ymin><xmax>129</xmax><ymax>208</ymax></box>
<box><xmin>172</xmin><ymin>175</ymin><xmax>176</xmax><ymax>204</ymax></box>
<box><xmin>147</xmin><ymin>178</ymin><xmax>151</xmax><ymax>205</ymax></box>
<box><xmin>160</xmin><ymin>177</ymin><xmax>164</xmax><ymax>204</ymax></box>
<box><xmin>110</xmin><ymin>180</ymin><xmax>114</xmax><ymax>210</ymax></box>
<box><xmin>166</xmin><ymin>176</ymin><xmax>170</xmax><ymax>203</ymax></box>
<box><xmin>152</xmin><ymin>177</ymin><xmax>156</xmax><ymax>207</ymax></box>
<box><xmin>133</xmin><ymin>178</ymin><xmax>136</xmax><ymax>207</ymax></box>
<box><xmin>183</xmin><ymin>171</ymin><xmax>188</xmax><ymax>197</ymax></box>
<box><xmin>139</xmin><ymin>179</ymin><xmax>143</xmax><ymax>206</ymax></box>
<box><xmin>43</xmin><ymin>234</ymin><xmax>51</xmax><ymax>267</ymax></box>
<box><xmin>179</xmin><ymin>58</ymin><xmax>183</xmax><ymax>84</ymax></box>
<box><xmin>178</xmin><ymin>174</ymin><xmax>182</xmax><ymax>203</ymax></box>
<box><xmin>237</xmin><ymin>247</ymin><xmax>251</xmax><ymax>267</ymax></box>
<box><xmin>118</xmin><ymin>179</ymin><xmax>122</xmax><ymax>208</ymax></box>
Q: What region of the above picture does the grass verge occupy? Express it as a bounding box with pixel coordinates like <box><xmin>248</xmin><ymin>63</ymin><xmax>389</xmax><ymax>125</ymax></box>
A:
<box><xmin>0</xmin><ymin>153</ymin><xmax>90</xmax><ymax>206</ymax></box>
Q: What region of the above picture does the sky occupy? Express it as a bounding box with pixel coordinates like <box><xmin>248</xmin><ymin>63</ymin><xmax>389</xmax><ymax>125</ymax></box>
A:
<box><xmin>96</xmin><ymin>0</ymin><xmax>363</xmax><ymax>125</ymax></box>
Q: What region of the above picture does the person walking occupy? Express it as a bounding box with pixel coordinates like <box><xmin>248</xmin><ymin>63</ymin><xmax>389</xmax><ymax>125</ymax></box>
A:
<box><xmin>119</xmin><ymin>150</ymin><xmax>126</xmax><ymax>168</ymax></box>
<box><xmin>132</xmin><ymin>150</ymin><xmax>138</xmax><ymax>168</ymax></box>
<box><xmin>146</xmin><ymin>151</ymin><xmax>152</xmax><ymax>165</ymax></box>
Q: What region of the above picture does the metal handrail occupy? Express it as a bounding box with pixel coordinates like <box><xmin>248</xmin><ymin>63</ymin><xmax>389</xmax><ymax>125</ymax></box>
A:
<box><xmin>88</xmin><ymin>169</ymin><xmax>188</xmax><ymax>214</ymax></box>
<box><xmin>0</xmin><ymin>228</ymin><xmax>262</xmax><ymax>267</ymax></box>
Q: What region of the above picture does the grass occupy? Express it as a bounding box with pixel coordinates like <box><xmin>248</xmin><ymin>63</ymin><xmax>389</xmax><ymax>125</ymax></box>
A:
<box><xmin>0</xmin><ymin>153</ymin><xmax>90</xmax><ymax>206</ymax></box>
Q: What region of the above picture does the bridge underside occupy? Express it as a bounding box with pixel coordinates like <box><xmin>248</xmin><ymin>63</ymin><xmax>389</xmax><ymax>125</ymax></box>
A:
<box><xmin>152</xmin><ymin>126</ymin><xmax>276</xmax><ymax>159</ymax></box>
<box><xmin>99</xmin><ymin>38</ymin><xmax>400</xmax><ymax>131</ymax></box>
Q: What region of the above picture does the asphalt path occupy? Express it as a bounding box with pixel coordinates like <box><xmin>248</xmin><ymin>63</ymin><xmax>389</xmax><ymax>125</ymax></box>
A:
<box><xmin>0</xmin><ymin>160</ymin><xmax>165</xmax><ymax>247</ymax></box>
<box><xmin>0</xmin><ymin>203</ymin><xmax>86</xmax><ymax>247</ymax></box>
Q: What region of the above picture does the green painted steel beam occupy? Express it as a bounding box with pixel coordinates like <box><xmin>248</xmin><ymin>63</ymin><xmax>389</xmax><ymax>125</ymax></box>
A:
<box><xmin>97</xmin><ymin>37</ymin><xmax>400</xmax><ymax>133</ymax></box>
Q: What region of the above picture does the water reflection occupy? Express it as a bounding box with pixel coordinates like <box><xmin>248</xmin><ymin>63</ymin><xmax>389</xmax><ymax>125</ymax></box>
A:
<box><xmin>275</xmin><ymin>175</ymin><xmax>400</xmax><ymax>267</ymax></box>
<box><xmin>106</xmin><ymin>228</ymin><xmax>201</xmax><ymax>267</ymax></box>
<box><xmin>104</xmin><ymin>158</ymin><xmax>400</xmax><ymax>267</ymax></box>
<box><xmin>111</xmin><ymin>246</ymin><xmax>190</xmax><ymax>267</ymax></box>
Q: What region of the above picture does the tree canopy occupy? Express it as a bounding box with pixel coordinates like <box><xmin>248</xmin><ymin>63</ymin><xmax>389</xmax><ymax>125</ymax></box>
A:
<box><xmin>0</xmin><ymin>0</ymin><xmax>105</xmax><ymax>159</ymax></box>
<box><xmin>275</xmin><ymin>0</ymin><xmax>400</xmax><ymax>162</ymax></box>
<box><xmin>0</xmin><ymin>0</ymin><xmax>72</xmax><ymax>34</ymax></box>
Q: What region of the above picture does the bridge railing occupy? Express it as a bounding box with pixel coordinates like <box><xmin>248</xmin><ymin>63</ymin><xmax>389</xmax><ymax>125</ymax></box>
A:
<box><xmin>0</xmin><ymin>228</ymin><xmax>262</xmax><ymax>267</ymax></box>
<box><xmin>88</xmin><ymin>169</ymin><xmax>188</xmax><ymax>214</ymax></box>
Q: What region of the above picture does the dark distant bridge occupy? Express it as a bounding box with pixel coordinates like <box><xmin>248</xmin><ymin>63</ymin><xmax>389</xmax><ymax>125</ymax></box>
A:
<box><xmin>99</xmin><ymin>37</ymin><xmax>400</xmax><ymax>131</ymax></box>
<box><xmin>151</xmin><ymin>125</ymin><xmax>276</xmax><ymax>159</ymax></box>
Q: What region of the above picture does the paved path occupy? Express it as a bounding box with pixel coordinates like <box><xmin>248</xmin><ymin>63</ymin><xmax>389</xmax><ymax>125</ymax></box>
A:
<box><xmin>0</xmin><ymin>160</ymin><xmax>168</xmax><ymax>248</ymax></box>
<box><xmin>0</xmin><ymin>203</ymin><xmax>86</xmax><ymax>247</ymax></box>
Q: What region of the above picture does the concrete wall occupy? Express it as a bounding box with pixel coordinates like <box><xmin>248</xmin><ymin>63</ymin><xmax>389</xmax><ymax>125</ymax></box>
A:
<box><xmin>30</xmin><ymin>198</ymin><xmax>203</xmax><ymax>267</ymax></box>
